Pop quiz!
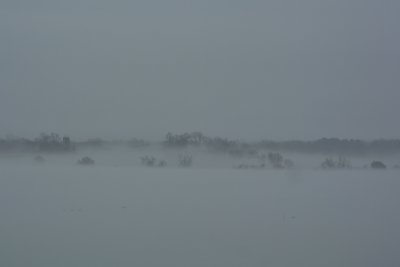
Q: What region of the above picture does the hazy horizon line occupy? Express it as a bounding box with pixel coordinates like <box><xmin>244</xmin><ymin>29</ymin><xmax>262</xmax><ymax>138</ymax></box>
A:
<box><xmin>2</xmin><ymin>132</ymin><xmax>400</xmax><ymax>143</ymax></box>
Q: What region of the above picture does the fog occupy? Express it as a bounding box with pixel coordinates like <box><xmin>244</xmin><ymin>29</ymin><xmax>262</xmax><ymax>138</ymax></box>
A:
<box><xmin>1</xmin><ymin>143</ymin><xmax>400</xmax><ymax>266</ymax></box>
<box><xmin>2</xmin><ymin>0</ymin><xmax>400</xmax><ymax>266</ymax></box>
<box><xmin>1</xmin><ymin>157</ymin><xmax>400</xmax><ymax>266</ymax></box>
<box><xmin>2</xmin><ymin>0</ymin><xmax>400</xmax><ymax>140</ymax></box>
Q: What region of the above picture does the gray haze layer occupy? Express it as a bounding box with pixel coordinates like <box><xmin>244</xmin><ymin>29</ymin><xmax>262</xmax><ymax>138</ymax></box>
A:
<box><xmin>1</xmin><ymin>163</ymin><xmax>400</xmax><ymax>267</ymax></box>
<box><xmin>1</xmin><ymin>0</ymin><xmax>400</xmax><ymax>140</ymax></box>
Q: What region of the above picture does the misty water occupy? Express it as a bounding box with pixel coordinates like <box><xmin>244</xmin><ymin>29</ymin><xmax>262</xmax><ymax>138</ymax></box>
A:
<box><xmin>1</xmin><ymin>152</ymin><xmax>399</xmax><ymax>267</ymax></box>
<box><xmin>3</xmin><ymin>0</ymin><xmax>400</xmax><ymax>265</ymax></box>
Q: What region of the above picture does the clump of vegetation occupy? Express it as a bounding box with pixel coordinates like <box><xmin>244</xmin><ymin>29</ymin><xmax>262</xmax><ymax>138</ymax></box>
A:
<box><xmin>34</xmin><ymin>155</ymin><xmax>45</xmax><ymax>163</ymax></box>
<box><xmin>337</xmin><ymin>156</ymin><xmax>352</xmax><ymax>169</ymax></box>
<box><xmin>141</xmin><ymin>156</ymin><xmax>156</xmax><ymax>167</ymax></box>
<box><xmin>158</xmin><ymin>160</ymin><xmax>167</xmax><ymax>167</ymax></box>
<box><xmin>235</xmin><ymin>152</ymin><xmax>294</xmax><ymax>170</ymax></box>
<box><xmin>267</xmin><ymin>152</ymin><xmax>295</xmax><ymax>169</ymax></box>
<box><xmin>321</xmin><ymin>156</ymin><xmax>351</xmax><ymax>169</ymax></box>
<box><xmin>77</xmin><ymin>156</ymin><xmax>95</xmax><ymax>165</ymax></box>
<box><xmin>371</xmin><ymin>161</ymin><xmax>386</xmax><ymax>169</ymax></box>
<box><xmin>257</xmin><ymin>153</ymin><xmax>267</xmax><ymax>168</ymax></box>
<box><xmin>35</xmin><ymin>133</ymin><xmax>74</xmax><ymax>152</ymax></box>
<box><xmin>140</xmin><ymin>156</ymin><xmax>167</xmax><ymax>167</ymax></box>
<box><xmin>321</xmin><ymin>158</ymin><xmax>336</xmax><ymax>169</ymax></box>
<box><xmin>179</xmin><ymin>154</ymin><xmax>193</xmax><ymax>167</ymax></box>
<box><xmin>268</xmin><ymin>152</ymin><xmax>284</xmax><ymax>169</ymax></box>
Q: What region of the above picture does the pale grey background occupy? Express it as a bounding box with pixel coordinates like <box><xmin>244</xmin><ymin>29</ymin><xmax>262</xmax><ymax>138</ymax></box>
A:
<box><xmin>1</xmin><ymin>0</ymin><xmax>399</xmax><ymax>140</ymax></box>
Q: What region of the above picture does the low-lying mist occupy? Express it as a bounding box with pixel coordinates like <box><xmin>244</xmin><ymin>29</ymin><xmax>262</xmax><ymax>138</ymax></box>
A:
<box><xmin>1</xmin><ymin>132</ymin><xmax>399</xmax><ymax>170</ymax></box>
<box><xmin>2</xmin><ymin>132</ymin><xmax>400</xmax><ymax>267</ymax></box>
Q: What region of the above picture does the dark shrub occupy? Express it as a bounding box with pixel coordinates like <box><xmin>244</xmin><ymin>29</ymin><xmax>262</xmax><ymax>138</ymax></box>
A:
<box><xmin>141</xmin><ymin>156</ymin><xmax>166</xmax><ymax>167</ymax></box>
<box><xmin>371</xmin><ymin>161</ymin><xmax>386</xmax><ymax>169</ymax></box>
<box><xmin>321</xmin><ymin>156</ymin><xmax>351</xmax><ymax>169</ymax></box>
<box><xmin>257</xmin><ymin>153</ymin><xmax>267</xmax><ymax>168</ymax></box>
<box><xmin>179</xmin><ymin>154</ymin><xmax>193</xmax><ymax>167</ymax></box>
<box><xmin>141</xmin><ymin>156</ymin><xmax>156</xmax><ymax>167</ymax></box>
<box><xmin>268</xmin><ymin>152</ymin><xmax>283</xmax><ymax>168</ymax></box>
<box><xmin>337</xmin><ymin>156</ymin><xmax>352</xmax><ymax>169</ymax></box>
<box><xmin>321</xmin><ymin>158</ymin><xmax>336</xmax><ymax>169</ymax></box>
<box><xmin>158</xmin><ymin>160</ymin><xmax>167</xmax><ymax>167</ymax></box>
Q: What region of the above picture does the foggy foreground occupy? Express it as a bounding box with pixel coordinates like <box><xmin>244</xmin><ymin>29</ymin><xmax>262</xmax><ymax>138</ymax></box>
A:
<box><xmin>1</xmin><ymin>150</ymin><xmax>400</xmax><ymax>267</ymax></box>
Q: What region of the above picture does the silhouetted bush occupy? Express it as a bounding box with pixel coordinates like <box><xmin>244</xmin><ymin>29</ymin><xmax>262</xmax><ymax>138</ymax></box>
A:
<box><xmin>141</xmin><ymin>156</ymin><xmax>156</xmax><ymax>167</ymax></box>
<box><xmin>321</xmin><ymin>158</ymin><xmax>336</xmax><ymax>169</ymax></box>
<box><xmin>235</xmin><ymin>154</ymin><xmax>294</xmax><ymax>170</ymax></box>
<box><xmin>268</xmin><ymin>152</ymin><xmax>284</xmax><ymax>168</ymax></box>
<box><xmin>321</xmin><ymin>156</ymin><xmax>351</xmax><ymax>169</ymax></box>
<box><xmin>179</xmin><ymin>154</ymin><xmax>193</xmax><ymax>167</ymax></box>
<box><xmin>158</xmin><ymin>160</ymin><xmax>167</xmax><ymax>167</ymax></box>
<box><xmin>371</xmin><ymin>161</ymin><xmax>386</xmax><ymax>169</ymax></box>
<box><xmin>35</xmin><ymin>133</ymin><xmax>74</xmax><ymax>152</ymax></box>
<box><xmin>141</xmin><ymin>156</ymin><xmax>167</xmax><ymax>167</ymax></box>
<box><xmin>257</xmin><ymin>153</ymin><xmax>267</xmax><ymax>168</ymax></box>
<box><xmin>337</xmin><ymin>156</ymin><xmax>352</xmax><ymax>169</ymax></box>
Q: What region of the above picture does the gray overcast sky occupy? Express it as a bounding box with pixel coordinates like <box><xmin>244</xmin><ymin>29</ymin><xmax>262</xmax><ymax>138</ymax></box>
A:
<box><xmin>1</xmin><ymin>0</ymin><xmax>400</xmax><ymax>140</ymax></box>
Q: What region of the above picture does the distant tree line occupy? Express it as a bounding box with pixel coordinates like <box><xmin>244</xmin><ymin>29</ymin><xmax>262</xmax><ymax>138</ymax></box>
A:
<box><xmin>2</xmin><ymin>132</ymin><xmax>400</xmax><ymax>156</ymax></box>
<box><xmin>265</xmin><ymin>138</ymin><xmax>400</xmax><ymax>155</ymax></box>
<box><xmin>164</xmin><ymin>132</ymin><xmax>242</xmax><ymax>153</ymax></box>
<box><xmin>163</xmin><ymin>132</ymin><xmax>400</xmax><ymax>156</ymax></box>
<box><xmin>0</xmin><ymin>133</ymin><xmax>74</xmax><ymax>153</ymax></box>
<box><xmin>75</xmin><ymin>138</ymin><xmax>149</xmax><ymax>149</ymax></box>
<box><xmin>256</xmin><ymin>138</ymin><xmax>400</xmax><ymax>155</ymax></box>
<box><xmin>321</xmin><ymin>156</ymin><xmax>352</xmax><ymax>169</ymax></box>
